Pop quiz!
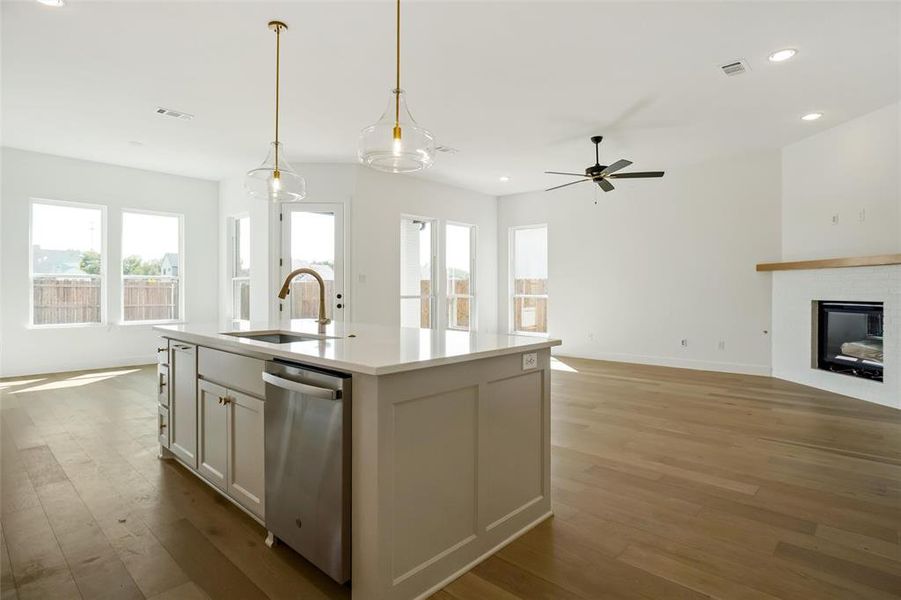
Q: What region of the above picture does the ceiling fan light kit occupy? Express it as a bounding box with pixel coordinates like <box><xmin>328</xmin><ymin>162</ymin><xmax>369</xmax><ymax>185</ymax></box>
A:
<box><xmin>545</xmin><ymin>135</ymin><xmax>664</xmax><ymax>194</ymax></box>
<box><xmin>245</xmin><ymin>21</ymin><xmax>307</xmax><ymax>203</ymax></box>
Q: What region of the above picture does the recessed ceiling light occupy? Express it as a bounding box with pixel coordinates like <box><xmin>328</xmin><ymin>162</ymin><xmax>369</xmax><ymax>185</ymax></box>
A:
<box><xmin>801</xmin><ymin>112</ymin><xmax>823</xmax><ymax>121</ymax></box>
<box><xmin>499</xmin><ymin>176</ymin><xmax>510</xmax><ymax>182</ymax></box>
<box><xmin>36</xmin><ymin>0</ymin><xmax>65</xmax><ymax>6</ymax></box>
<box><xmin>768</xmin><ymin>48</ymin><xmax>797</xmax><ymax>63</ymax></box>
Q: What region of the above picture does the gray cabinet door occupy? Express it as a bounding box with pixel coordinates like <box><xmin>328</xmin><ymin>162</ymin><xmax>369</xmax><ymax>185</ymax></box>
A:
<box><xmin>198</xmin><ymin>379</ymin><xmax>228</xmax><ymax>490</ymax></box>
<box><xmin>170</xmin><ymin>343</ymin><xmax>198</xmax><ymax>468</ymax></box>
<box><xmin>227</xmin><ymin>389</ymin><xmax>265</xmax><ymax>519</ymax></box>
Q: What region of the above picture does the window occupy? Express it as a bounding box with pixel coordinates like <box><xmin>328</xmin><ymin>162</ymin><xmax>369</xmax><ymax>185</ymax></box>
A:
<box><xmin>400</xmin><ymin>217</ymin><xmax>436</xmax><ymax>328</ymax></box>
<box><xmin>446</xmin><ymin>223</ymin><xmax>476</xmax><ymax>331</ymax></box>
<box><xmin>284</xmin><ymin>207</ymin><xmax>341</xmax><ymax>322</ymax></box>
<box><xmin>121</xmin><ymin>210</ymin><xmax>182</xmax><ymax>322</ymax></box>
<box><xmin>510</xmin><ymin>225</ymin><xmax>548</xmax><ymax>334</ymax></box>
<box><xmin>230</xmin><ymin>215</ymin><xmax>251</xmax><ymax>322</ymax></box>
<box><xmin>30</xmin><ymin>200</ymin><xmax>105</xmax><ymax>326</ymax></box>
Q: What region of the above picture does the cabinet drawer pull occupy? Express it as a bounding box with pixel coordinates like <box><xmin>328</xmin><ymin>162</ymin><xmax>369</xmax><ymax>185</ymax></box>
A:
<box><xmin>157</xmin><ymin>347</ymin><xmax>167</xmax><ymax>353</ymax></box>
<box><xmin>158</xmin><ymin>373</ymin><xmax>167</xmax><ymax>393</ymax></box>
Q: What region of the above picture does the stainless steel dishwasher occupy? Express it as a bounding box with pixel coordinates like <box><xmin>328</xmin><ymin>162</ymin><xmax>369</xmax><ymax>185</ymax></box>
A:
<box><xmin>262</xmin><ymin>359</ymin><xmax>351</xmax><ymax>584</ymax></box>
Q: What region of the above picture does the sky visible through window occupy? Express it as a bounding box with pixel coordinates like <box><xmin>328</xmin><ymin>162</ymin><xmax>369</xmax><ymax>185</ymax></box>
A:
<box><xmin>514</xmin><ymin>227</ymin><xmax>547</xmax><ymax>279</ymax></box>
<box><xmin>291</xmin><ymin>212</ymin><xmax>334</xmax><ymax>264</ymax></box>
<box><xmin>122</xmin><ymin>212</ymin><xmax>178</xmax><ymax>260</ymax></box>
<box><xmin>32</xmin><ymin>203</ymin><xmax>101</xmax><ymax>253</ymax></box>
<box><xmin>236</xmin><ymin>216</ymin><xmax>250</xmax><ymax>276</ymax></box>
<box><xmin>446</xmin><ymin>224</ymin><xmax>471</xmax><ymax>274</ymax></box>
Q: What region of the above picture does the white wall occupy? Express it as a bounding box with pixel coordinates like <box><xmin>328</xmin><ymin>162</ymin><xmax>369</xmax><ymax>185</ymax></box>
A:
<box><xmin>217</xmin><ymin>165</ymin><xmax>498</xmax><ymax>333</ymax></box>
<box><xmin>0</xmin><ymin>148</ymin><xmax>219</xmax><ymax>377</ymax></box>
<box><xmin>782</xmin><ymin>102</ymin><xmax>900</xmax><ymax>260</ymax></box>
<box><xmin>497</xmin><ymin>150</ymin><xmax>782</xmax><ymax>375</ymax></box>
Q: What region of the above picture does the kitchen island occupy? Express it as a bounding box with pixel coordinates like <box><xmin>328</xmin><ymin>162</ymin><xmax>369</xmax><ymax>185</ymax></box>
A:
<box><xmin>155</xmin><ymin>319</ymin><xmax>560</xmax><ymax>600</ymax></box>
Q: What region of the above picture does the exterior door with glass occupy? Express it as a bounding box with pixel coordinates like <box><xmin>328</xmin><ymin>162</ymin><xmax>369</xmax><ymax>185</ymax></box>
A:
<box><xmin>280</xmin><ymin>204</ymin><xmax>345</xmax><ymax>324</ymax></box>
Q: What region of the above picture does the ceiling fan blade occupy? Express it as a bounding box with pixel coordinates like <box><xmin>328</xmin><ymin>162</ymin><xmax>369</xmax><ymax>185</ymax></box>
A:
<box><xmin>546</xmin><ymin>179</ymin><xmax>592</xmax><ymax>192</ymax></box>
<box><xmin>608</xmin><ymin>171</ymin><xmax>665</xmax><ymax>179</ymax></box>
<box><xmin>599</xmin><ymin>159</ymin><xmax>632</xmax><ymax>177</ymax></box>
<box><xmin>597</xmin><ymin>178</ymin><xmax>615</xmax><ymax>192</ymax></box>
<box><xmin>545</xmin><ymin>171</ymin><xmax>590</xmax><ymax>177</ymax></box>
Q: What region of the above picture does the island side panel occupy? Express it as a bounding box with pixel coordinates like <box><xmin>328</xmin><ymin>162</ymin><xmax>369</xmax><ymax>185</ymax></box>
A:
<box><xmin>351</xmin><ymin>349</ymin><xmax>552</xmax><ymax>600</ymax></box>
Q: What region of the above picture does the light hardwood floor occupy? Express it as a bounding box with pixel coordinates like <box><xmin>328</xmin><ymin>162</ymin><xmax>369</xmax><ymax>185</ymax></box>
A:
<box><xmin>1</xmin><ymin>359</ymin><xmax>899</xmax><ymax>599</ymax></box>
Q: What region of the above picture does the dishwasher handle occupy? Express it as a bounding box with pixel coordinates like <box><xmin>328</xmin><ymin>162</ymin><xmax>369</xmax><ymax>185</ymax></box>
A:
<box><xmin>262</xmin><ymin>371</ymin><xmax>342</xmax><ymax>400</ymax></box>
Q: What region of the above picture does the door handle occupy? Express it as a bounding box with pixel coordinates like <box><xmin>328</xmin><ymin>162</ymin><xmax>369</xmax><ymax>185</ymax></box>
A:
<box><xmin>262</xmin><ymin>372</ymin><xmax>341</xmax><ymax>400</ymax></box>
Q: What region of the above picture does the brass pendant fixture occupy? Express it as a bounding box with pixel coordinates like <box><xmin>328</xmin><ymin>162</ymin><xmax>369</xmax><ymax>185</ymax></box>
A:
<box><xmin>245</xmin><ymin>21</ymin><xmax>306</xmax><ymax>203</ymax></box>
<box><xmin>358</xmin><ymin>0</ymin><xmax>435</xmax><ymax>173</ymax></box>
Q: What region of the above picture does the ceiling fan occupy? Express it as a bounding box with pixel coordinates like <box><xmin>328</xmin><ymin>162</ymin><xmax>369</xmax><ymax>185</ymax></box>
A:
<box><xmin>545</xmin><ymin>136</ymin><xmax>664</xmax><ymax>192</ymax></box>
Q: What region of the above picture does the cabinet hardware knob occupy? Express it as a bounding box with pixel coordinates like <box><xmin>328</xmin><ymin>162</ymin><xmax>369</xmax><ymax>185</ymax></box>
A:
<box><xmin>157</xmin><ymin>347</ymin><xmax>167</xmax><ymax>353</ymax></box>
<box><xmin>217</xmin><ymin>396</ymin><xmax>224</xmax><ymax>405</ymax></box>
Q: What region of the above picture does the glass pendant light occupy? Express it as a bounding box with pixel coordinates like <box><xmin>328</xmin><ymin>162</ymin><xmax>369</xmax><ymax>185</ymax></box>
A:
<box><xmin>358</xmin><ymin>0</ymin><xmax>435</xmax><ymax>173</ymax></box>
<box><xmin>246</xmin><ymin>21</ymin><xmax>306</xmax><ymax>203</ymax></box>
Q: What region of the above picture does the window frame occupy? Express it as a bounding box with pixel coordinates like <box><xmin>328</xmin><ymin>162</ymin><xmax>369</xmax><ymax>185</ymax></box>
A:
<box><xmin>399</xmin><ymin>214</ymin><xmax>438</xmax><ymax>329</ymax></box>
<box><xmin>445</xmin><ymin>220</ymin><xmax>477</xmax><ymax>331</ymax></box>
<box><xmin>509</xmin><ymin>223</ymin><xmax>549</xmax><ymax>337</ymax></box>
<box><xmin>119</xmin><ymin>207</ymin><xmax>185</xmax><ymax>325</ymax></box>
<box><xmin>228</xmin><ymin>213</ymin><xmax>251</xmax><ymax>324</ymax></box>
<box><xmin>28</xmin><ymin>197</ymin><xmax>109</xmax><ymax>329</ymax></box>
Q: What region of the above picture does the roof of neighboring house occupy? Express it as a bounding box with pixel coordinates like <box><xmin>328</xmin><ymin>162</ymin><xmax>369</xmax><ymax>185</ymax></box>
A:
<box><xmin>32</xmin><ymin>247</ymin><xmax>83</xmax><ymax>274</ymax></box>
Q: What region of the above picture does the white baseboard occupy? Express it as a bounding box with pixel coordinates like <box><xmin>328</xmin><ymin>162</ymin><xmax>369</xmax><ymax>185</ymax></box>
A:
<box><xmin>554</xmin><ymin>350</ymin><xmax>772</xmax><ymax>377</ymax></box>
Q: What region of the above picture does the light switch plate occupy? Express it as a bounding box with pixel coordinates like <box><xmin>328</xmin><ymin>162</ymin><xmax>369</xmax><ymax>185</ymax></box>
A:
<box><xmin>522</xmin><ymin>352</ymin><xmax>538</xmax><ymax>370</ymax></box>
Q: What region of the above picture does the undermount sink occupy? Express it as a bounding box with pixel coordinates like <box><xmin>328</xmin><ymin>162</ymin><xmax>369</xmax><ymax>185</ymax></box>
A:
<box><xmin>223</xmin><ymin>331</ymin><xmax>332</xmax><ymax>344</ymax></box>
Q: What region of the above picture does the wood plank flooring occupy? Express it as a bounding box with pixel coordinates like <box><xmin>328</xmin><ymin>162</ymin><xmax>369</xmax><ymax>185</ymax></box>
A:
<box><xmin>1</xmin><ymin>359</ymin><xmax>899</xmax><ymax>599</ymax></box>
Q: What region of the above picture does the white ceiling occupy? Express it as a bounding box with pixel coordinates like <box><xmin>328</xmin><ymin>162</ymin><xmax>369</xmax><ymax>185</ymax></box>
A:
<box><xmin>2</xmin><ymin>1</ymin><xmax>898</xmax><ymax>196</ymax></box>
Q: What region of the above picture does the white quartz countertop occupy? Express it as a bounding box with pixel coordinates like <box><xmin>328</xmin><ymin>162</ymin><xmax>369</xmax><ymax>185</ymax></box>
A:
<box><xmin>154</xmin><ymin>319</ymin><xmax>561</xmax><ymax>376</ymax></box>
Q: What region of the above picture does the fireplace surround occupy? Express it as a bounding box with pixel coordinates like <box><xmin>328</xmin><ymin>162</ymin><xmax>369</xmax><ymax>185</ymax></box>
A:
<box><xmin>770</xmin><ymin>264</ymin><xmax>899</xmax><ymax>409</ymax></box>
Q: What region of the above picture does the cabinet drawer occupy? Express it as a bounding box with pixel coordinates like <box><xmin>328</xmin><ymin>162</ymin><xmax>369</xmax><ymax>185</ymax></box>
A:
<box><xmin>158</xmin><ymin>405</ymin><xmax>170</xmax><ymax>447</ymax></box>
<box><xmin>198</xmin><ymin>347</ymin><xmax>265</xmax><ymax>398</ymax></box>
<box><xmin>157</xmin><ymin>364</ymin><xmax>169</xmax><ymax>407</ymax></box>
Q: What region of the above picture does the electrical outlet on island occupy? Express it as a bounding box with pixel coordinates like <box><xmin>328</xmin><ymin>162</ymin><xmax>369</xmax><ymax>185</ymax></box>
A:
<box><xmin>522</xmin><ymin>352</ymin><xmax>538</xmax><ymax>370</ymax></box>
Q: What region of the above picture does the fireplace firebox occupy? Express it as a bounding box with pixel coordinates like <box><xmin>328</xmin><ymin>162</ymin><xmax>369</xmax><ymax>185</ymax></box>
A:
<box><xmin>816</xmin><ymin>302</ymin><xmax>883</xmax><ymax>382</ymax></box>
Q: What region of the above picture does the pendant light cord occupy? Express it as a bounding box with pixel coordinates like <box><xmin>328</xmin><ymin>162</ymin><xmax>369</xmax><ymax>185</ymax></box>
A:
<box><xmin>274</xmin><ymin>23</ymin><xmax>281</xmax><ymax>175</ymax></box>
<box><xmin>394</xmin><ymin>0</ymin><xmax>401</xmax><ymax>133</ymax></box>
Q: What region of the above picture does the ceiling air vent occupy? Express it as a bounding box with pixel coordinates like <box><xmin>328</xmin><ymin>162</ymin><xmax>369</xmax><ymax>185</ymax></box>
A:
<box><xmin>155</xmin><ymin>106</ymin><xmax>194</xmax><ymax>121</ymax></box>
<box><xmin>719</xmin><ymin>59</ymin><xmax>750</xmax><ymax>77</ymax></box>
